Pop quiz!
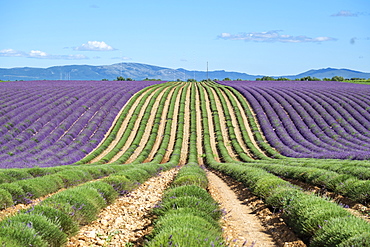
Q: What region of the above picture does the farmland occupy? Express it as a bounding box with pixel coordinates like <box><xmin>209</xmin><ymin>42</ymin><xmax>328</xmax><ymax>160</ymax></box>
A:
<box><xmin>0</xmin><ymin>80</ymin><xmax>370</xmax><ymax>246</ymax></box>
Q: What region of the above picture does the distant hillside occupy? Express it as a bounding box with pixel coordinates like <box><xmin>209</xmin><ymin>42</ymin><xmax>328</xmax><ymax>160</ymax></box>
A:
<box><xmin>285</xmin><ymin>68</ymin><xmax>370</xmax><ymax>80</ymax></box>
<box><xmin>0</xmin><ymin>63</ymin><xmax>369</xmax><ymax>81</ymax></box>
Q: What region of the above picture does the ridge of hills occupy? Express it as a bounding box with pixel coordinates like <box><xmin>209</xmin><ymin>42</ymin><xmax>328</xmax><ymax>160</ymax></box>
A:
<box><xmin>0</xmin><ymin>63</ymin><xmax>369</xmax><ymax>81</ymax></box>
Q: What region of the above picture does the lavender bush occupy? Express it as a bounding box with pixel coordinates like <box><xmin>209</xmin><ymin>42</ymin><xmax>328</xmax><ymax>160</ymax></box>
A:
<box><xmin>0</xmin><ymin>80</ymin><xmax>164</xmax><ymax>168</ymax></box>
<box><xmin>219</xmin><ymin>80</ymin><xmax>370</xmax><ymax>160</ymax></box>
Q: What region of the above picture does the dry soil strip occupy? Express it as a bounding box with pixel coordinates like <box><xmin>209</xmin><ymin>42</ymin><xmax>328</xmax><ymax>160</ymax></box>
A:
<box><xmin>145</xmin><ymin>86</ymin><xmax>176</xmax><ymax>162</ymax></box>
<box><xmin>125</xmin><ymin>87</ymin><xmax>171</xmax><ymax>163</ymax></box>
<box><xmin>0</xmin><ymin>188</ymin><xmax>66</xmax><ymax>221</ymax></box>
<box><xmin>206</xmin><ymin>170</ymin><xmax>277</xmax><ymax>247</ymax></box>
<box><xmin>179</xmin><ymin>84</ymin><xmax>191</xmax><ymax>165</ymax></box>
<box><xmin>200</xmin><ymin>83</ymin><xmax>221</xmax><ymax>163</ymax></box>
<box><xmin>283</xmin><ymin>177</ymin><xmax>370</xmax><ymax>223</ymax></box>
<box><xmin>67</xmin><ymin>168</ymin><xmax>178</xmax><ymax>247</ymax></box>
<box><xmin>209</xmin><ymin>86</ymin><xmax>239</xmax><ymax>161</ymax></box>
<box><xmin>208</xmin><ymin>169</ymin><xmax>306</xmax><ymax>247</ymax></box>
<box><xmin>163</xmin><ymin>85</ymin><xmax>184</xmax><ymax>163</ymax></box>
<box><xmin>194</xmin><ymin>83</ymin><xmax>204</xmax><ymax>165</ymax></box>
<box><xmin>88</xmin><ymin>89</ymin><xmax>148</xmax><ymax>163</ymax></box>
<box><xmin>227</xmin><ymin>89</ymin><xmax>277</xmax><ymax>155</ymax></box>
<box><xmin>219</xmin><ymin>89</ymin><xmax>257</xmax><ymax>158</ymax></box>
<box><xmin>109</xmin><ymin>87</ymin><xmax>162</xmax><ymax>163</ymax></box>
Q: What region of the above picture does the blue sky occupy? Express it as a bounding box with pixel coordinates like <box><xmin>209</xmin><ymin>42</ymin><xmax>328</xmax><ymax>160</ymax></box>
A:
<box><xmin>1</xmin><ymin>0</ymin><xmax>369</xmax><ymax>76</ymax></box>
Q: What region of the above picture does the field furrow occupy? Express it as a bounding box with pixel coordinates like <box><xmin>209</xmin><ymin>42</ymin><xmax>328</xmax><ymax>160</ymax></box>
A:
<box><xmin>1</xmin><ymin>80</ymin><xmax>370</xmax><ymax>247</ymax></box>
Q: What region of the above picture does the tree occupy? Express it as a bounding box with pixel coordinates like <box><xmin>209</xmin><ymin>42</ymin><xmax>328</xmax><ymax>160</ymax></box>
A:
<box><xmin>187</xmin><ymin>79</ymin><xmax>197</xmax><ymax>82</ymax></box>
<box><xmin>331</xmin><ymin>76</ymin><xmax>344</xmax><ymax>81</ymax></box>
<box><xmin>116</xmin><ymin>76</ymin><xmax>125</xmax><ymax>81</ymax></box>
<box><xmin>256</xmin><ymin>76</ymin><xmax>275</xmax><ymax>81</ymax></box>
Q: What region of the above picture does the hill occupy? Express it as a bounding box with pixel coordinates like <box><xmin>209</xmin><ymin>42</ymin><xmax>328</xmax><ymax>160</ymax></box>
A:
<box><xmin>0</xmin><ymin>63</ymin><xmax>369</xmax><ymax>81</ymax></box>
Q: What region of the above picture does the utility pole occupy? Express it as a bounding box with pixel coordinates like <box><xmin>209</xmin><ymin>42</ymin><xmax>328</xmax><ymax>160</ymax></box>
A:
<box><xmin>207</xmin><ymin>61</ymin><xmax>209</xmax><ymax>81</ymax></box>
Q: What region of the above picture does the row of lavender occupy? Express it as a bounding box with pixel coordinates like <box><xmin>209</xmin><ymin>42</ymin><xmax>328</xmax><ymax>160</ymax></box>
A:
<box><xmin>0</xmin><ymin>80</ymin><xmax>163</xmax><ymax>168</ymax></box>
<box><xmin>218</xmin><ymin>80</ymin><xmax>370</xmax><ymax>160</ymax></box>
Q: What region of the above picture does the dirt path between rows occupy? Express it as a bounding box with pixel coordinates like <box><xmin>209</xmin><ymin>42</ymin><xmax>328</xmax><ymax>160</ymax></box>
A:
<box><xmin>145</xmin><ymin>86</ymin><xmax>176</xmax><ymax>162</ymax></box>
<box><xmin>89</xmin><ymin>89</ymin><xmax>148</xmax><ymax>163</ymax></box>
<box><xmin>0</xmin><ymin>188</ymin><xmax>67</xmax><ymax>221</ymax></box>
<box><xmin>201</xmin><ymin>84</ymin><xmax>221</xmax><ymax>162</ymax></box>
<box><xmin>227</xmin><ymin>89</ymin><xmax>276</xmax><ymax>155</ymax></box>
<box><xmin>219</xmin><ymin>89</ymin><xmax>258</xmax><ymax>158</ymax></box>
<box><xmin>179</xmin><ymin>84</ymin><xmax>191</xmax><ymax>165</ymax></box>
<box><xmin>163</xmin><ymin>85</ymin><xmax>184</xmax><ymax>163</ymax></box>
<box><xmin>125</xmin><ymin>87</ymin><xmax>170</xmax><ymax>163</ymax></box>
<box><xmin>195</xmin><ymin>83</ymin><xmax>204</xmax><ymax>165</ymax></box>
<box><xmin>110</xmin><ymin>88</ymin><xmax>162</xmax><ymax>163</ymax></box>
<box><xmin>284</xmin><ymin>177</ymin><xmax>370</xmax><ymax>223</ymax></box>
<box><xmin>207</xmin><ymin>170</ymin><xmax>277</xmax><ymax>247</ymax></box>
<box><xmin>67</xmin><ymin>168</ymin><xmax>178</xmax><ymax>246</ymax></box>
<box><xmin>209</xmin><ymin>87</ymin><xmax>239</xmax><ymax>161</ymax></box>
<box><xmin>207</xmin><ymin>169</ymin><xmax>306</xmax><ymax>247</ymax></box>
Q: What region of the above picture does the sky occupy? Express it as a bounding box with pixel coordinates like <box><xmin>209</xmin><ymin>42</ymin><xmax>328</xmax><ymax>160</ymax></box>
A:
<box><xmin>1</xmin><ymin>0</ymin><xmax>369</xmax><ymax>76</ymax></box>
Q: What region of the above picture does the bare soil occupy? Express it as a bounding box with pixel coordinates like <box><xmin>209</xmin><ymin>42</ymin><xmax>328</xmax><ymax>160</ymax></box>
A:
<box><xmin>209</xmin><ymin>87</ymin><xmax>239</xmax><ymax>161</ymax></box>
<box><xmin>0</xmin><ymin>188</ymin><xmax>66</xmax><ymax>221</ymax></box>
<box><xmin>220</xmin><ymin>89</ymin><xmax>267</xmax><ymax>158</ymax></box>
<box><xmin>89</xmin><ymin>89</ymin><xmax>148</xmax><ymax>163</ymax></box>
<box><xmin>201</xmin><ymin>84</ymin><xmax>221</xmax><ymax>162</ymax></box>
<box><xmin>67</xmin><ymin>168</ymin><xmax>178</xmax><ymax>246</ymax></box>
<box><xmin>284</xmin><ymin>177</ymin><xmax>370</xmax><ymax>223</ymax></box>
<box><xmin>195</xmin><ymin>83</ymin><xmax>204</xmax><ymax>164</ymax></box>
<box><xmin>125</xmin><ymin>87</ymin><xmax>170</xmax><ymax>163</ymax></box>
<box><xmin>207</xmin><ymin>169</ymin><xmax>306</xmax><ymax>247</ymax></box>
<box><xmin>162</xmin><ymin>84</ymin><xmax>184</xmax><ymax>163</ymax></box>
<box><xmin>110</xmin><ymin>88</ymin><xmax>161</xmax><ymax>163</ymax></box>
<box><xmin>179</xmin><ymin>84</ymin><xmax>191</xmax><ymax>165</ymax></box>
<box><xmin>145</xmin><ymin>86</ymin><xmax>176</xmax><ymax>162</ymax></box>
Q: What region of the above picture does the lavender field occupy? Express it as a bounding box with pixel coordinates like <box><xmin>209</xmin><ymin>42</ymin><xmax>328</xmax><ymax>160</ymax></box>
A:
<box><xmin>219</xmin><ymin>80</ymin><xmax>370</xmax><ymax>160</ymax></box>
<box><xmin>0</xmin><ymin>80</ymin><xmax>162</xmax><ymax>168</ymax></box>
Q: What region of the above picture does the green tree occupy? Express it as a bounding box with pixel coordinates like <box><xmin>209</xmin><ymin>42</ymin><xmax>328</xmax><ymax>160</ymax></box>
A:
<box><xmin>331</xmin><ymin>76</ymin><xmax>344</xmax><ymax>81</ymax></box>
<box><xmin>187</xmin><ymin>79</ymin><xmax>197</xmax><ymax>82</ymax></box>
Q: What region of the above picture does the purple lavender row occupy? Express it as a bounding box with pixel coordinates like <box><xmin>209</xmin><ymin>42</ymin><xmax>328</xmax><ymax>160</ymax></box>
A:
<box><xmin>259</xmin><ymin>87</ymin><xmax>344</xmax><ymax>152</ymax></box>
<box><xmin>0</xmin><ymin>80</ymin><xmax>164</xmax><ymax>168</ymax></box>
<box><xmin>268</xmin><ymin>87</ymin><xmax>370</xmax><ymax>150</ymax></box>
<box><xmin>308</xmin><ymin>89</ymin><xmax>370</xmax><ymax>139</ymax></box>
<box><xmin>269</xmin><ymin>88</ymin><xmax>362</xmax><ymax>151</ymax></box>
<box><xmin>219</xmin><ymin>80</ymin><xmax>370</xmax><ymax>159</ymax></box>
<box><xmin>0</xmin><ymin>87</ymin><xmax>103</xmax><ymax>152</ymax></box>
<box><xmin>0</xmin><ymin>83</ymin><xmax>146</xmax><ymax>164</ymax></box>
<box><xmin>291</xmin><ymin>89</ymin><xmax>370</xmax><ymax>146</ymax></box>
<box><xmin>251</xmin><ymin>86</ymin><xmax>370</xmax><ymax>158</ymax></box>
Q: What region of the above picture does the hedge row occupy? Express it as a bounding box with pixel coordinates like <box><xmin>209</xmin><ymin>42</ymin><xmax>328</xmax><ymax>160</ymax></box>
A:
<box><xmin>250</xmin><ymin>161</ymin><xmax>370</xmax><ymax>204</ymax></box>
<box><xmin>0</xmin><ymin>163</ymin><xmax>136</xmax><ymax>209</ymax></box>
<box><xmin>145</xmin><ymin>163</ymin><xmax>225</xmax><ymax>246</ymax></box>
<box><xmin>0</xmin><ymin>162</ymin><xmax>176</xmax><ymax>246</ymax></box>
<box><xmin>208</xmin><ymin>162</ymin><xmax>370</xmax><ymax>246</ymax></box>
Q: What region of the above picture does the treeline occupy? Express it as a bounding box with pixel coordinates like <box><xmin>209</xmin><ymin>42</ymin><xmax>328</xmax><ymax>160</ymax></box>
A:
<box><xmin>254</xmin><ymin>76</ymin><xmax>370</xmax><ymax>82</ymax></box>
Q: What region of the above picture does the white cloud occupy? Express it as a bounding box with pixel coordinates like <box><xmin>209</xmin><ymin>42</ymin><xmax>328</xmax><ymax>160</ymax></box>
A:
<box><xmin>74</xmin><ymin>41</ymin><xmax>116</xmax><ymax>51</ymax></box>
<box><xmin>0</xmin><ymin>48</ymin><xmax>88</xmax><ymax>60</ymax></box>
<box><xmin>218</xmin><ymin>30</ymin><xmax>337</xmax><ymax>43</ymax></box>
<box><xmin>331</xmin><ymin>10</ymin><xmax>358</xmax><ymax>17</ymax></box>
<box><xmin>0</xmin><ymin>49</ymin><xmax>27</xmax><ymax>57</ymax></box>
<box><xmin>29</xmin><ymin>50</ymin><xmax>48</xmax><ymax>58</ymax></box>
<box><xmin>111</xmin><ymin>56</ymin><xmax>132</xmax><ymax>60</ymax></box>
